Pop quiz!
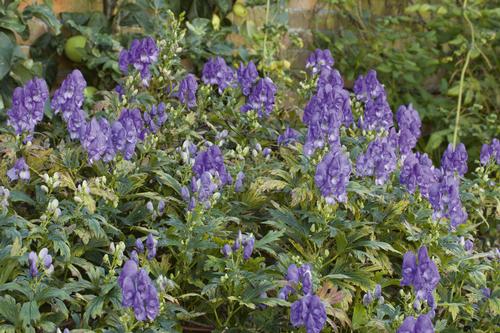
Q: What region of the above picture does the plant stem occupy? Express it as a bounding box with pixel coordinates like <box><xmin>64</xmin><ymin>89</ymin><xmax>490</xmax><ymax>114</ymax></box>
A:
<box><xmin>453</xmin><ymin>0</ymin><xmax>475</xmax><ymax>148</ymax></box>
<box><xmin>263</xmin><ymin>0</ymin><xmax>271</xmax><ymax>63</ymax></box>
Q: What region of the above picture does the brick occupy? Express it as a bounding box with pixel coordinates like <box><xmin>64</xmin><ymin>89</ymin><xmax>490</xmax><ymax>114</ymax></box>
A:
<box><xmin>19</xmin><ymin>0</ymin><xmax>102</xmax><ymax>13</ymax></box>
<box><xmin>288</xmin><ymin>9</ymin><xmax>314</xmax><ymax>29</ymax></box>
<box><xmin>289</xmin><ymin>0</ymin><xmax>318</xmax><ymax>10</ymax></box>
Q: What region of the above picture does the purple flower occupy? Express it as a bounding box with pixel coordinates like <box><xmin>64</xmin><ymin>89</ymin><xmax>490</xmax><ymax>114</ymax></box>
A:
<box><xmin>464</xmin><ymin>239</ymin><xmax>473</xmax><ymax>252</ymax></box>
<box><xmin>233</xmin><ymin>231</ymin><xmax>243</xmax><ymax>251</ymax></box>
<box><xmin>400</xmin><ymin>152</ymin><xmax>436</xmax><ymax>197</ymax></box>
<box><xmin>428</xmin><ymin>172</ymin><xmax>467</xmax><ymax>229</ymax></box>
<box><xmin>222</xmin><ymin>244</ymin><xmax>232</xmax><ymax>257</ymax></box>
<box><xmin>492</xmin><ymin>139</ymin><xmax>500</xmax><ymax>164</ymax></box>
<box><xmin>243</xmin><ymin>235</ymin><xmax>255</xmax><ymax>260</ymax></box>
<box><xmin>7</xmin><ymin>157</ymin><xmax>30</xmax><ymax>182</ymax></box>
<box><xmin>262</xmin><ymin>148</ymin><xmax>272</xmax><ymax>157</ymax></box>
<box><xmin>441</xmin><ymin>143</ymin><xmax>468</xmax><ymax>176</ymax></box>
<box><xmin>28</xmin><ymin>251</ymin><xmax>38</xmax><ymax>278</ymax></box>
<box><xmin>356</xmin><ymin>131</ymin><xmax>398</xmax><ymax>185</ymax></box>
<box><xmin>119</xmin><ymin>37</ymin><xmax>159</xmax><ymax>86</ymax></box>
<box><xmin>144</xmin><ymin>103</ymin><xmax>167</xmax><ymax>134</ymax></box>
<box><xmin>287</xmin><ymin>264</ymin><xmax>300</xmax><ymax>284</ymax></box>
<box><xmin>401</xmin><ymin>251</ymin><xmax>417</xmax><ymax>287</ymax></box>
<box><xmin>118</xmin><ymin>260</ymin><xmax>159</xmax><ymax>321</ymax></box>
<box><xmin>7</xmin><ymin>77</ymin><xmax>49</xmax><ymax>141</ymax></box>
<box><xmin>130</xmin><ymin>250</ymin><xmax>139</xmax><ymax>264</ymax></box>
<box><xmin>480</xmin><ymin>138</ymin><xmax>500</xmax><ymax>165</ymax></box>
<box><xmin>481</xmin><ymin>287</ymin><xmax>491</xmax><ymax>298</ymax></box>
<box><xmin>278</xmin><ymin>284</ymin><xmax>295</xmax><ymax>300</ymax></box>
<box><xmin>235</xmin><ymin>171</ymin><xmax>245</xmax><ymax>193</ymax></box>
<box><xmin>397</xmin><ymin>105</ymin><xmax>421</xmax><ymax>155</ymax></box>
<box><xmin>306</xmin><ymin>49</ymin><xmax>334</xmax><ymax>74</ymax></box>
<box><xmin>315</xmin><ymin>145</ymin><xmax>351</xmax><ymax>204</ymax></box>
<box><xmin>202</xmin><ymin>57</ymin><xmax>235</xmax><ymax>94</ymax></box>
<box><xmin>136</xmin><ymin>239</ymin><xmax>144</xmax><ymax>253</ymax></box>
<box><xmin>117</xmin><ymin>108</ymin><xmax>146</xmax><ymax>160</ymax></box>
<box><xmin>80</xmin><ymin>117</ymin><xmax>110</xmax><ymax>164</ymax></box>
<box><xmin>175</xmin><ymin>74</ymin><xmax>198</xmax><ymax>108</ymax></box>
<box><xmin>145</xmin><ymin>234</ymin><xmax>156</xmax><ymax>260</ymax></box>
<box><xmin>241</xmin><ymin>77</ymin><xmax>277</xmax><ymax>117</ymax></box>
<box><xmin>373</xmin><ymin>284</ymin><xmax>382</xmax><ymax>299</ymax></box>
<box><xmin>414</xmin><ymin>314</ymin><xmax>434</xmax><ymax>333</ymax></box>
<box><xmin>299</xmin><ymin>264</ymin><xmax>313</xmax><ymax>295</ymax></box>
<box><xmin>193</xmin><ymin>145</ymin><xmax>232</xmax><ymax>186</ymax></box>
<box><xmin>363</xmin><ymin>292</ymin><xmax>373</xmax><ymax>306</ymax></box>
<box><xmin>237</xmin><ymin>61</ymin><xmax>259</xmax><ymax>96</ymax></box>
<box><xmin>353</xmin><ymin>70</ymin><xmax>385</xmax><ymax>103</ymax></box>
<box><xmin>317</xmin><ymin>67</ymin><xmax>344</xmax><ymax>91</ymax></box>
<box><xmin>158</xmin><ymin>200</ymin><xmax>165</xmax><ymax>214</ymax></box>
<box><xmin>278</xmin><ymin>127</ymin><xmax>300</xmax><ymax>146</ymax></box>
<box><xmin>290</xmin><ymin>294</ymin><xmax>327</xmax><ymax>333</ymax></box>
<box><xmin>397</xmin><ymin>316</ymin><xmax>416</xmax><ymax>333</ymax></box>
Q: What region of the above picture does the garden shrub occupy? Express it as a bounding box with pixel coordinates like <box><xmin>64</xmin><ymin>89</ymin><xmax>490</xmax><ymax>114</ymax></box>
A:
<box><xmin>0</xmin><ymin>10</ymin><xmax>498</xmax><ymax>333</ymax></box>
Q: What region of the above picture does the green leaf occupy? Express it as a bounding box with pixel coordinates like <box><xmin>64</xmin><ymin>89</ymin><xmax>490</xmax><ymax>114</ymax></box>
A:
<box><xmin>0</xmin><ymin>295</ymin><xmax>19</xmax><ymax>326</ymax></box>
<box><xmin>0</xmin><ymin>32</ymin><xmax>15</xmax><ymax>80</ymax></box>
<box><xmin>8</xmin><ymin>190</ymin><xmax>36</xmax><ymax>206</ymax></box>
<box><xmin>352</xmin><ymin>303</ymin><xmax>368</xmax><ymax>329</ymax></box>
<box><xmin>83</xmin><ymin>296</ymin><xmax>104</xmax><ymax>322</ymax></box>
<box><xmin>23</xmin><ymin>5</ymin><xmax>61</xmax><ymax>35</ymax></box>
<box><xmin>19</xmin><ymin>301</ymin><xmax>40</xmax><ymax>327</ymax></box>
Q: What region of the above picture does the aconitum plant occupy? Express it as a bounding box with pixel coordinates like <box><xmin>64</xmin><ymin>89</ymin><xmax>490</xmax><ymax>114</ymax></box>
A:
<box><xmin>202</xmin><ymin>56</ymin><xmax>235</xmax><ymax>93</ymax></box>
<box><xmin>480</xmin><ymin>138</ymin><xmax>499</xmax><ymax>165</ymax></box>
<box><xmin>356</xmin><ymin>131</ymin><xmax>398</xmax><ymax>185</ymax></box>
<box><xmin>7</xmin><ymin>157</ymin><xmax>30</xmax><ymax>182</ymax></box>
<box><xmin>6</xmin><ymin>77</ymin><xmax>49</xmax><ymax>141</ymax></box>
<box><xmin>119</xmin><ymin>37</ymin><xmax>159</xmax><ymax>85</ymax></box>
<box><xmin>441</xmin><ymin>143</ymin><xmax>468</xmax><ymax>176</ymax></box>
<box><xmin>241</xmin><ymin>77</ymin><xmax>277</xmax><ymax>117</ymax></box>
<box><xmin>306</xmin><ymin>48</ymin><xmax>334</xmax><ymax>74</ymax></box>
<box><xmin>396</xmin><ymin>104</ymin><xmax>421</xmax><ymax>155</ymax></box>
<box><xmin>175</xmin><ymin>74</ymin><xmax>198</xmax><ymax>108</ymax></box>
<box><xmin>314</xmin><ymin>145</ymin><xmax>351</xmax><ymax>204</ymax></box>
<box><xmin>237</xmin><ymin>61</ymin><xmax>259</xmax><ymax>96</ymax></box>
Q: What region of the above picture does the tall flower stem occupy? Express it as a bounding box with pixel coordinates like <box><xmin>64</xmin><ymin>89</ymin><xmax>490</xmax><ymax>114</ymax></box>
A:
<box><xmin>453</xmin><ymin>0</ymin><xmax>475</xmax><ymax>148</ymax></box>
<box><xmin>263</xmin><ymin>0</ymin><xmax>271</xmax><ymax>63</ymax></box>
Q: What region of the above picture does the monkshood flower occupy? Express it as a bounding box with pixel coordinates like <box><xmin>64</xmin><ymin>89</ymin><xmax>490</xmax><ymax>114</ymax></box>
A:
<box><xmin>7</xmin><ymin>77</ymin><xmax>49</xmax><ymax>141</ymax></box>
<box><xmin>356</xmin><ymin>131</ymin><xmax>398</xmax><ymax>185</ymax></box>
<box><xmin>481</xmin><ymin>287</ymin><xmax>491</xmax><ymax>299</ymax></box>
<box><xmin>462</xmin><ymin>238</ymin><xmax>473</xmax><ymax>253</ymax></box>
<box><xmin>317</xmin><ymin>67</ymin><xmax>344</xmax><ymax>91</ymax></box>
<box><xmin>441</xmin><ymin>143</ymin><xmax>468</xmax><ymax>176</ymax></box>
<box><xmin>400</xmin><ymin>152</ymin><xmax>436</xmax><ymax>197</ymax></box>
<box><xmin>428</xmin><ymin>172</ymin><xmax>467</xmax><ymax>229</ymax></box>
<box><xmin>202</xmin><ymin>56</ymin><xmax>235</xmax><ymax>94</ymax></box>
<box><xmin>315</xmin><ymin>145</ymin><xmax>351</xmax><ymax>204</ymax></box>
<box><xmin>28</xmin><ymin>248</ymin><xmax>54</xmax><ymax>278</ymax></box>
<box><xmin>243</xmin><ymin>235</ymin><xmax>255</xmax><ymax>260</ymax></box>
<box><xmin>118</xmin><ymin>108</ymin><xmax>146</xmax><ymax>160</ymax></box>
<box><xmin>119</xmin><ymin>37</ymin><xmax>159</xmax><ymax>85</ymax></box>
<box><xmin>290</xmin><ymin>294</ymin><xmax>327</xmax><ymax>333</ymax></box>
<box><xmin>51</xmin><ymin>70</ymin><xmax>87</xmax><ymax>139</ymax></box>
<box><xmin>241</xmin><ymin>77</ymin><xmax>277</xmax><ymax>117</ymax></box>
<box><xmin>237</xmin><ymin>61</ymin><xmax>259</xmax><ymax>96</ymax></box>
<box><xmin>118</xmin><ymin>260</ymin><xmax>160</xmax><ymax>321</ymax></box>
<box><xmin>262</xmin><ymin>148</ymin><xmax>272</xmax><ymax>157</ymax></box>
<box><xmin>278</xmin><ymin>263</ymin><xmax>313</xmax><ymax>300</ymax></box>
<box><xmin>397</xmin><ymin>314</ymin><xmax>434</xmax><ymax>333</ymax></box>
<box><xmin>135</xmin><ymin>239</ymin><xmax>145</xmax><ymax>253</ymax></box>
<box><xmin>353</xmin><ymin>70</ymin><xmax>385</xmax><ymax>103</ymax></box>
<box><xmin>175</xmin><ymin>74</ymin><xmax>198</xmax><ymax>108</ymax></box>
<box><xmin>222</xmin><ymin>232</ymin><xmax>255</xmax><ymax>260</ymax></box>
<box><xmin>397</xmin><ymin>104</ymin><xmax>421</xmax><ymax>155</ymax></box>
<box><xmin>193</xmin><ymin>145</ymin><xmax>232</xmax><ymax>186</ymax></box>
<box><xmin>7</xmin><ymin>157</ymin><xmax>30</xmax><ymax>182</ymax></box>
<box><xmin>306</xmin><ymin>49</ymin><xmax>334</xmax><ymax>74</ymax></box>
<box><xmin>145</xmin><ymin>233</ymin><xmax>157</xmax><ymax>260</ymax></box>
<box><xmin>363</xmin><ymin>284</ymin><xmax>383</xmax><ymax>306</ymax></box>
<box><xmin>277</xmin><ymin>127</ymin><xmax>300</xmax><ymax>146</ymax></box>
<box><xmin>143</xmin><ymin>103</ymin><xmax>167</xmax><ymax>134</ymax></box>
<box><xmin>80</xmin><ymin>117</ymin><xmax>110</xmax><ymax>164</ymax></box>
<box><xmin>401</xmin><ymin>246</ymin><xmax>440</xmax><ymax>308</ymax></box>
<box><xmin>480</xmin><ymin>138</ymin><xmax>500</xmax><ymax>165</ymax></box>
<box><xmin>235</xmin><ymin>171</ymin><xmax>245</xmax><ymax>192</ymax></box>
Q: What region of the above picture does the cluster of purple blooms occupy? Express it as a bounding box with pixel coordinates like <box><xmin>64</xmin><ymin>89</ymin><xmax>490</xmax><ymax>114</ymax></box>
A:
<box><xmin>118</xmin><ymin>259</ymin><xmax>160</xmax><ymax>321</ymax></box>
<box><xmin>397</xmin><ymin>313</ymin><xmax>435</xmax><ymax>333</ymax></box>
<box><xmin>314</xmin><ymin>145</ymin><xmax>352</xmax><ymax>204</ymax></box>
<box><xmin>302</xmin><ymin>51</ymin><xmax>352</xmax><ymax>156</ymax></box>
<box><xmin>278</xmin><ymin>264</ymin><xmax>326</xmax><ymax>333</ymax></box>
<box><xmin>277</xmin><ymin>126</ymin><xmax>300</xmax><ymax>146</ymax></box>
<box><xmin>363</xmin><ymin>284</ymin><xmax>384</xmax><ymax>306</ymax></box>
<box><xmin>240</xmin><ymin>77</ymin><xmax>277</xmax><ymax>118</ymax></box>
<box><xmin>400</xmin><ymin>152</ymin><xmax>435</xmax><ymax>197</ymax></box>
<box><xmin>132</xmin><ymin>233</ymin><xmax>157</xmax><ymax>262</ymax></box>
<box><xmin>353</xmin><ymin>70</ymin><xmax>393</xmax><ymax>131</ymax></box>
<box><xmin>480</xmin><ymin>138</ymin><xmax>500</xmax><ymax>165</ymax></box>
<box><xmin>181</xmin><ymin>145</ymin><xmax>233</xmax><ymax>209</ymax></box>
<box><xmin>119</xmin><ymin>37</ymin><xmax>159</xmax><ymax>86</ymax></box>
<box><xmin>356</xmin><ymin>130</ymin><xmax>398</xmax><ymax>185</ymax></box>
<box><xmin>237</xmin><ymin>61</ymin><xmax>259</xmax><ymax>96</ymax></box>
<box><xmin>401</xmin><ymin>246</ymin><xmax>440</xmax><ymax>315</ymax></box>
<box><xmin>175</xmin><ymin>73</ymin><xmax>198</xmax><ymax>108</ymax></box>
<box><xmin>441</xmin><ymin>143</ymin><xmax>468</xmax><ymax>176</ymax></box>
<box><xmin>201</xmin><ymin>57</ymin><xmax>235</xmax><ymax>94</ymax></box>
<box><xmin>7</xmin><ymin>157</ymin><xmax>30</xmax><ymax>182</ymax></box>
<box><xmin>51</xmin><ymin>70</ymin><xmax>87</xmax><ymax>140</ymax></box>
<box><xmin>6</xmin><ymin>77</ymin><xmax>49</xmax><ymax>142</ymax></box>
<box><xmin>396</xmin><ymin>105</ymin><xmax>421</xmax><ymax>155</ymax></box>
<box><xmin>221</xmin><ymin>231</ymin><xmax>255</xmax><ymax>260</ymax></box>
<box><xmin>28</xmin><ymin>248</ymin><xmax>54</xmax><ymax>278</ymax></box>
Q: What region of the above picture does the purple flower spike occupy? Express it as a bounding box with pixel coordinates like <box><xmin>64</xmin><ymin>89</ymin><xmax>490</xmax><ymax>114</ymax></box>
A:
<box><xmin>315</xmin><ymin>145</ymin><xmax>351</xmax><ymax>204</ymax></box>
<box><xmin>222</xmin><ymin>244</ymin><xmax>232</xmax><ymax>257</ymax></box>
<box><xmin>290</xmin><ymin>294</ymin><xmax>327</xmax><ymax>333</ymax></box>
<box><xmin>135</xmin><ymin>239</ymin><xmax>144</xmax><ymax>253</ymax></box>
<box><xmin>356</xmin><ymin>131</ymin><xmax>398</xmax><ymax>185</ymax></box>
<box><xmin>193</xmin><ymin>145</ymin><xmax>232</xmax><ymax>186</ymax></box>
<box><xmin>397</xmin><ymin>104</ymin><xmax>422</xmax><ymax>155</ymax></box>
<box><xmin>28</xmin><ymin>251</ymin><xmax>38</xmax><ymax>278</ymax></box>
<box><xmin>306</xmin><ymin>49</ymin><xmax>334</xmax><ymax>74</ymax></box>
<box><xmin>278</xmin><ymin>284</ymin><xmax>294</xmax><ymax>300</ymax></box>
<box><xmin>241</xmin><ymin>77</ymin><xmax>277</xmax><ymax>117</ymax></box>
<box><xmin>7</xmin><ymin>157</ymin><xmax>30</xmax><ymax>182</ymax></box>
<box><xmin>286</xmin><ymin>264</ymin><xmax>300</xmax><ymax>284</ymax></box>
<box><xmin>414</xmin><ymin>314</ymin><xmax>434</xmax><ymax>333</ymax></box>
<box><xmin>235</xmin><ymin>171</ymin><xmax>245</xmax><ymax>193</ymax></box>
<box><xmin>428</xmin><ymin>173</ymin><xmax>467</xmax><ymax>229</ymax></box>
<box><xmin>119</xmin><ymin>37</ymin><xmax>159</xmax><ymax>86</ymax></box>
<box><xmin>400</xmin><ymin>152</ymin><xmax>436</xmax><ymax>197</ymax></box>
<box><xmin>145</xmin><ymin>234</ymin><xmax>156</xmax><ymax>260</ymax></box>
<box><xmin>441</xmin><ymin>143</ymin><xmax>468</xmax><ymax>176</ymax></box>
<box><xmin>237</xmin><ymin>61</ymin><xmax>259</xmax><ymax>96</ymax></box>
<box><xmin>299</xmin><ymin>264</ymin><xmax>313</xmax><ymax>295</ymax></box>
<box><xmin>202</xmin><ymin>57</ymin><xmax>235</xmax><ymax>94</ymax></box>
<box><xmin>481</xmin><ymin>287</ymin><xmax>491</xmax><ymax>298</ymax></box>
<box><xmin>401</xmin><ymin>251</ymin><xmax>417</xmax><ymax>286</ymax></box>
<box><xmin>7</xmin><ymin>77</ymin><xmax>49</xmax><ymax>141</ymax></box>
<box><xmin>175</xmin><ymin>74</ymin><xmax>198</xmax><ymax>108</ymax></box>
